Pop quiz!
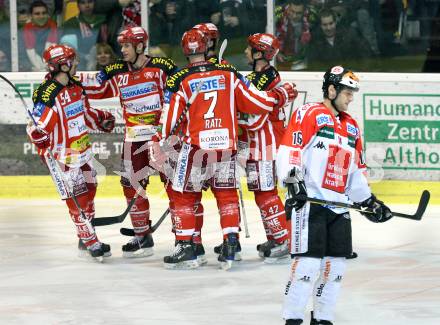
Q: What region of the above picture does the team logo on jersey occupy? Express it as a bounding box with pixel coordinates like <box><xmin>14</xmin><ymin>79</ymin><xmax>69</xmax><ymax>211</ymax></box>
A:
<box><xmin>239</xmin><ymin>75</ymin><xmax>251</xmax><ymax>88</ymax></box>
<box><xmin>33</xmin><ymin>102</ymin><xmax>46</xmax><ymax>117</ymax></box>
<box><xmin>346</xmin><ymin>123</ymin><xmax>358</xmax><ymax>136</ymax></box>
<box><xmin>96</xmin><ymin>71</ymin><xmax>108</xmax><ymax>85</ymax></box>
<box><xmin>120</xmin><ymin>82</ymin><xmax>158</xmax><ymax>99</ymax></box>
<box><xmin>189</xmin><ymin>76</ymin><xmax>226</xmax><ymax>93</ymax></box>
<box><xmin>316</xmin><ymin>114</ymin><xmax>334</xmax><ymax>127</ymax></box>
<box><xmin>64</xmin><ymin>100</ymin><xmax>84</xmax><ymax>118</ymax></box>
<box><xmin>163</xmin><ymin>89</ymin><xmax>172</xmax><ymax>104</ymax></box>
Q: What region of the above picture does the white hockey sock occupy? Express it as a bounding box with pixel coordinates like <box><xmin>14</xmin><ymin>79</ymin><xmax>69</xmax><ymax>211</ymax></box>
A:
<box><xmin>312</xmin><ymin>257</ymin><xmax>347</xmax><ymax>321</ymax></box>
<box><xmin>282</xmin><ymin>257</ymin><xmax>321</xmax><ymax>320</ymax></box>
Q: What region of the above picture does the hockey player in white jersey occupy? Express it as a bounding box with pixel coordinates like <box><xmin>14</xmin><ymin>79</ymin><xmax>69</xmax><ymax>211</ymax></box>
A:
<box><xmin>276</xmin><ymin>66</ymin><xmax>393</xmax><ymax>324</ymax></box>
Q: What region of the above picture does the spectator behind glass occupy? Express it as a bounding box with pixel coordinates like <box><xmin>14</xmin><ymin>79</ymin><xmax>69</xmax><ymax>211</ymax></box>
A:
<box><xmin>62</xmin><ymin>0</ymin><xmax>108</xmax><ymax>70</ymax></box>
<box><xmin>276</xmin><ymin>0</ymin><xmax>311</xmax><ymax>71</ymax></box>
<box><xmin>23</xmin><ymin>1</ymin><xmax>58</xmax><ymax>72</ymax></box>
<box><xmin>95</xmin><ymin>42</ymin><xmax>116</xmax><ymax>70</ymax></box>
<box><xmin>0</xmin><ymin>49</ymin><xmax>9</xmax><ymax>71</ymax></box>
<box><xmin>0</xmin><ymin>1</ymin><xmax>11</xmax><ymax>71</ymax></box>
<box><xmin>219</xmin><ymin>0</ymin><xmax>250</xmax><ymax>39</ymax></box>
<box><xmin>422</xmin><ymin>5</ymin><xmax>440</xmax><ymax>72</ymax></box>
<box><xmin>306</xmin><ymin>9</ymin><xmax>373</xmax><ymax>71</ymax></box>
<box><xmin>245</xmin><ymin>0</ymin><xmax>267</xmax><ymax>34</ymax></box>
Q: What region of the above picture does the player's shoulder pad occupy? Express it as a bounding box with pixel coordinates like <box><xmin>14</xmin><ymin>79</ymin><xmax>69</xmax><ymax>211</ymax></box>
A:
<box><xmin>294</xmin><ymin>102</ymin><xmax>328</xmax><ymax>124</ymax></box>
<box><xmin>166</xmin><ymin>67</ymin><xmax>191</xmax><ymax>92</ymax></box>
<box><xmin>103</xmin><ymin>59</ymin><xmax>128</xmax><ymax>78</ymax></box>
<box><xmin>247</xmin><ymin>67</ymin><xmax>280</xmax><ymax>91</ymax></box>
<box><xmin>214</xmin><ymin>62</ymin><xmax>238</xmax><ymax>73</ymax></box>
<box><xmin>340</xmin><ymin>112</ymin><xmax>361</xmax><ymax>137</ymax></box>
<box><xmin>70</xmin><ymin>76</ymin><xmax>86</xmax><ymax>93</ymax></box>
<box><xmin>149</xmin><ymin>56</ymin><xmax>178</xmax><ymax>75</ymax></box>
<box><xmin>32</xmin><ymin>79</ymin><xmax>64</xmax><ymax>107</ymax></box>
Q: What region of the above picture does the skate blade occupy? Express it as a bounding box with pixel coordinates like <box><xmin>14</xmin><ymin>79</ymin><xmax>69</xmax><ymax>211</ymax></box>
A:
<box><xmin>263</xmin><ymin>254</ymin><xmax>290</xmax><ymax>264</ymax></box>
<box><xmin>215</xmin><ymin>252</ymin><xmax>242</xmax><ymax>262</ymax></box>
<box><xmin>219</xmin><ymin>260</ymin><xmax>233</xmax><ymax>270</ymax></box>
<box><xmin>197</xmin><ymin>255</ymin><xmax>208</xmax><ymax>266</ymax></box>
<box><xmin>78</xmin><ymin>251</ymin><xmax>105</xmax><ymax>263</ymax></box>
<box><xmin>122</xmin><ymin>247</ymin><xmax>154</xmax><ymax>258</ymax></box>
<box><xmin>164</xmin><ymin>259</ymin><xmax>199</xmax><ymax>270</ymax></box>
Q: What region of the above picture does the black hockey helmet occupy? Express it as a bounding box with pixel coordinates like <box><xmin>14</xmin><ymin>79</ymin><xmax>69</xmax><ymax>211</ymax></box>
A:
<box><xmin>322</xmin><ymin>65</ymin><xmax>359</xmax><ymax>98</ymax></box>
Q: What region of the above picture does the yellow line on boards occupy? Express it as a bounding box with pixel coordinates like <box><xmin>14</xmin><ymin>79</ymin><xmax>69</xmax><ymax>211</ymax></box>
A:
<box><xmin>0</xmin><ymin>176</ymin><xmax>438</xmax><ymax>204</ymax></box>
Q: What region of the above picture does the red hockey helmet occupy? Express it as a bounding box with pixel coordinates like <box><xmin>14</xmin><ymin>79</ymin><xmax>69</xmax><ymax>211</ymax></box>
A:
<box><xmin>247</xmin><ymin>33</ymin><xmax>280</xmax><ymax>61</ymax></box>
<box><xmin>117</xmin><ymin>26</ymin><xmax>148</xmax><ymax>47</ymax></box>
<box><xmin>43</xmin><ymin>44</ymin><xmax>77</xmax><ymax>72</ymax></box>
<box><xmin>181</xmin><ymin>29</ymin><xmax>208</xmax><ymax>56</ymax></box>
<box><xmin>192</xmin><ymin>23</ymin><xmax>219</xmax><ymax>41</ymax></box>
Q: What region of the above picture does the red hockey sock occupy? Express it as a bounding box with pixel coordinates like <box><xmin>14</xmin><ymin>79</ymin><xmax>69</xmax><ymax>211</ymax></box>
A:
<box><xmin>213</xmin><ymin>189</ymin><xmax>240</xmax><ymax>239</ymax></box>
<box><xmin>172</xmin><ymin>190</ymin><xmax>198</xmax><ymax>241</ymax></box>
<box><xmin>255</xmin><ymin>189</ymin><xmax>289</xmax><ymax>243</ymax></box>
<box><xmin>123</xmin><ymin>186</ymin><xmax>150</xmax><ymax>236</ymax></box>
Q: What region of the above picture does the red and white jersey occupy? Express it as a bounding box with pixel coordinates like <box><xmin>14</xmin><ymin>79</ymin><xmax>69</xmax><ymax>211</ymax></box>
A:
<box><xmin>162</xmin><ymin>62</ymin><xmax>279</xmax><ymax>151</ymax></box>
<box><xmin>238</xmin><ymin>66</ymin><xmax>285</xmax><ymax>161</ymax></box>
<box><xmin>29</xmin><ymin>78</ymin><xmax>105</xmax><ymax>167</ymax></box>
<box><xmin>276</xmin><ymin>102</ymin><xmax>371</xmax><ymax>213</ymax></box>
<box><xmin>81</xmin><ymin>57</ymin><xmax>177</xmax><ymax>142</ymax></box>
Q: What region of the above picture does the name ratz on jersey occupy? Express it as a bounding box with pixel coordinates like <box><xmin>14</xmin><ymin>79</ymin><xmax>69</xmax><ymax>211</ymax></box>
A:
<box><xmin>162</xmin><ymin>63</ymin><xmax>279</xmax><ymax>151</ymax></box>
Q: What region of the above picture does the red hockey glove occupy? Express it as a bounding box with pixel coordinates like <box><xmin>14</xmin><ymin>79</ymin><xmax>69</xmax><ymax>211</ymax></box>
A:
<box><xmin>28</xmin><ymin>124</ymin><xmax>50</xmax><ymax>149</ymax></box>
<box><xmin>358</xmin><ymin>194</ymin><xmax>393</xmax><ymax>223</ymax></box>
<box><xmin>273</xmin><ymin>82</ymin><xmax>298</xmax><ymax>109</ymax></box>
<box><xmin>97</xmin><ymin>110</ymin><xmax>115</xmax><ymax>133</ymax></box>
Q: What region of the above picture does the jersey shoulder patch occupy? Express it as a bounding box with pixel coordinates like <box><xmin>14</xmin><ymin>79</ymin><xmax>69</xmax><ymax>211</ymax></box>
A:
<box><xmin>32</xmin><ymin>79</ymin><xmax>64</xmax><ymax>107</ymax></box>
<box><xmin>104</xmin><ymin>59</ymin><xmax>129</xmax><ymax>79</ymax></box>
<box><xmin>166</xmin><ymin>67</ymin><xmax>190</xmax><ymax>92</ymax></box>
<box><xmin>149</xmin><ymin>56</ymin><xmax>178</xmax><ymax>75</ymax></box>
<box><xmin>294</xmin><ymin>102</ymin><xmax>327</xmax><ymax>124</ymax></box>
<box><xmin>247</xmin><ymin>67</ymin><xmax>280</xmax><ymax>91</ymax></box>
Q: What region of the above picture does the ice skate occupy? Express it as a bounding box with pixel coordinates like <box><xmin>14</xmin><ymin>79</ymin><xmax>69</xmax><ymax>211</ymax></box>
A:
<box><xmin>214</xmin><ymin>239</ymin><xmax>242</xmax><ymax>261</ymax></box>
<box><xmin>218</xmin><ymin>233</ymin><xmax>238</xmax><ymax>270</ymax></box>
<box><xmin>194</xmin><ymin>243</ymin><xmax>208</xmax><ymax>266</ymax></box>
<box><xmin>261</xmin><ymin>240</ymin><xmax>290</xmax><ymax>264</ymax></box>
<box><xmin>122</xmin><ymin>233</ymin><xmax>154</xmax><ymax>258</ymax></box>
<box><xmin>310</xmin><ymin>312</ymin><xmax>333</xmax><ymax>325</ymax></box>
<box><xmin>78</xmin><ymin>239</ymin><xmax>112</xmax><ymax>262</ymax></box>
<box><xmin>257</xmin><ymin>239</ymin><xmax>274</xmax><ymax>258</ymax></box>
<box><xmin>163</xmin><ymin>240</ymin><xmax>199</xmax><ymax>269</ymax></box>
<box><xmin>78</xmin><ymin>240</ymin><xmax>111</xmax><ymax>262</ymax></box>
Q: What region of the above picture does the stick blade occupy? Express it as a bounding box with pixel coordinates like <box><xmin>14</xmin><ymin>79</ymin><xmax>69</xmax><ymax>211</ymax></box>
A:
<box><xmin>92</xmin><ymin>215</ymin><xmax>123</xmax><ymax>226</ymax></box>
<box><xmin>413</xmin><ymin>190</ymin><xmax>430</xmax><ymax>220</ymax></box>
<box><xmin>120</xmin><ymin>227</ymin><xmax>135</xmax><ymax>236</ymax></box>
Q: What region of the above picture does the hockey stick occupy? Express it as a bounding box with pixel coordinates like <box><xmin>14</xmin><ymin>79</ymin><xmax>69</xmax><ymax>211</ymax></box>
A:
<box><xmin>238</xmin><ymin>181</ymin><xmax>250</xmax><ymax>238</ymax></box>
<box><xmin>117</xmin><ymin>40</ymin><xmax>229</xmax><ymax>234</ymax></box>
<box><xmin>297</xmin><ymin>190</ymin><xmax>430</xmax><ymax>221</ymax></box>
<box><xmin>91</xmin><ymin>185</ymin><xmax>142</xmax><ymax>226</ymax></box>
<box><xmin>0</xmin><ymin>73</ymin><xmax>95</xmax><ymax>233</ymax></box>
<box><xmin>120</xmin><ymin>207</ymin><xmax>170</xmax><ymax>236</ymax></box>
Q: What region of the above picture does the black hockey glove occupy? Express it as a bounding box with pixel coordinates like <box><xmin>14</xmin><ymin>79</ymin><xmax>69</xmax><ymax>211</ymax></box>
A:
<box><xmin>358</xmin><ymin>194</ymin><xmax>393</xmax><ymax>223</ymax></box>
<box><xmin>284</xmin><ymin>168</ymin><xmax>307</xmax><ymax>219</ymax></box>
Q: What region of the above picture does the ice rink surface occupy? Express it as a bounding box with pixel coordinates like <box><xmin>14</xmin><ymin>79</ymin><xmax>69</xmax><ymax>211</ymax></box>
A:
<box><xmin>0</xmin><ymin>197</ymin><xmax>439</xmax><ymax>325</ymax></box>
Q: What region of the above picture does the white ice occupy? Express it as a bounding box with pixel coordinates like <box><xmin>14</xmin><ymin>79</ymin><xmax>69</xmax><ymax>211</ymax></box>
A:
<box><xmin>0</xmin><ymin>198</ymin><xmax>439</xmax><ymax>325</ymax></box>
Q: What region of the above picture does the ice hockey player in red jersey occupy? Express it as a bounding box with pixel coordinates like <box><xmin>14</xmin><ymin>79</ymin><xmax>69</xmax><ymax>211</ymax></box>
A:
<box><xmin>235</xmin><ymin>33</ymin><xmax>292</xmax><ymax>263</ymax></box>
<box><xmin>81</xmin><ymin>26</ymin><xmax>178</xmax><ymax>258</ymax></box>
<box><xmin>27</xmin><ymin>44</ymin><xmax>115</xmax><ymax>260</ymax></box>
<box><xmin>277</xmin><ymin>66</ymin><xmax>393</xmax><ymax>324</ymax></box>
<box><xmin>160</xmin><ymin>29</ymin><xmax>297</xmax><ymax>270</ymax></box>
<box><xmin>192</xmin><ymin>22</ymin><xmax>224</xmax><ymax>64</ymax></box>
